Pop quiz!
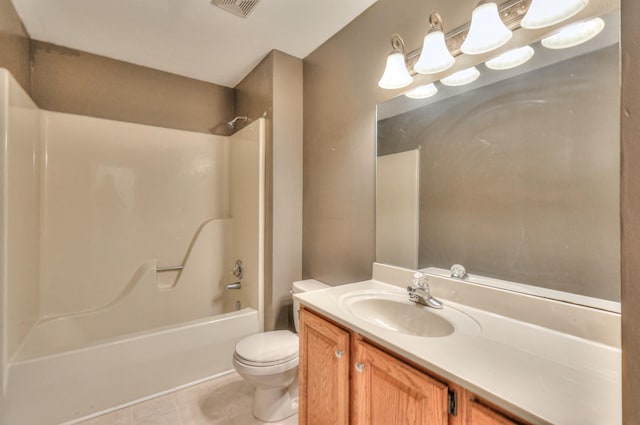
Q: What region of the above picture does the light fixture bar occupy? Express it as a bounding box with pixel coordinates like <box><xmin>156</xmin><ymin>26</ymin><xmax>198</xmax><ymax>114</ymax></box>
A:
<box><xmin>404</xmin><ymin>0</ymin><xmax>532</xmax><ymax>74</ymax></box>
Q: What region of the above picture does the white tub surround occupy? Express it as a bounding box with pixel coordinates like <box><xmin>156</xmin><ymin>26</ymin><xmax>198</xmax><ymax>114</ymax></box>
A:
<box><xmin>294</xmin><ymin>276</ymin><xmax>621</xmax><ymax>424</ymax></box>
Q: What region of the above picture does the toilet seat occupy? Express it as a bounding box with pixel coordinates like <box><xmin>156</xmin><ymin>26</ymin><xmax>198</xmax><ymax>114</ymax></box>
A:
<box><xmin>234</xmin><ymin>352</ymin><xmax>298</xmax><ymax>367</ymax></box>
<box><xmin>234</xmin><ymin>330</ymin><xmax>299</xmax><ymax>367</ymax></box>
<box><xmin>233</xmin><ymin>353</ymin><xmax>299</xmax><ymax>377</ymax></box>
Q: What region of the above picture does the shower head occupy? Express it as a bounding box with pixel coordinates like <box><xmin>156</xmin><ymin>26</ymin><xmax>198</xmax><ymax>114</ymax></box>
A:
<box><xmin>227</xmin><ymin>115</ymin><xmax>248</xmax><ymax>129</ymax></box>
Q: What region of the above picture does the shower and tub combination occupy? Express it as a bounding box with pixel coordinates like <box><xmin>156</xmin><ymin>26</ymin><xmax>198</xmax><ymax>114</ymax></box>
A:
<box><xmin>0</xmin><ymin>69</ymin><xmax>266</xmax><ymax>424</ymax></box>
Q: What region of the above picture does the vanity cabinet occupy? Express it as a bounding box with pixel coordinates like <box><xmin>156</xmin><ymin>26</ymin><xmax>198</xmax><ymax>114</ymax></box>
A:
<box><xmin>351</xmin><ymin>336</ymin><xmax>449</xmax><ymax>425</ymax></box>
<box><xmin>298</xmin><ymin>309</ymin><xmax>350</xmax><ymax>425</ymax></box>
<box><xmin>299</xmin><ymin>307</ymin><xmax>526</xmax><ymax>425</ymax></box>
<box><xmin>468</xmin><ymin>402</ymin><xmax>517</xmax><ymax>425</ymax></box>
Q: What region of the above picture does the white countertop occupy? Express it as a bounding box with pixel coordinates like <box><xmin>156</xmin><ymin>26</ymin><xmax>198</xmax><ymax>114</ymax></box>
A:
<box><xmin>295</xmin><ymin>280</ymin><xmax>621</xmax><ymax>425</ymax></box>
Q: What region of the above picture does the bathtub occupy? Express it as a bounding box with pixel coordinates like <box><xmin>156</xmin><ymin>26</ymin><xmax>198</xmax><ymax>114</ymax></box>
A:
<box><xmin>5</xmin><ymin>308</ymin><xmax>259</xmax><ymax>425</ymax></box>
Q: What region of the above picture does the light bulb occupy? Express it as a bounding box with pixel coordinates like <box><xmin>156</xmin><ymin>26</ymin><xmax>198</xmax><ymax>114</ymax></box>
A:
<box><xmin>414</xmin><ymin>31</ymin><xmax>455</xmax><ymax>75</ymax></box>
<box><xmin>441</xmin><ymin>67</ymin><xmax>480</xmax><ymax>87</ymax></box>
<box><xmin>521</xmin><ymin>0</ymin><xmax>589</xmax><ymax>30</ymax></box>
<box><xmin>378</xmin><ymin>52</ymin><xmax>413</xmax><ymax>89</ymax></box>
<box><xmin>405</xmin><ymin>83</ymin><xmax>438</xmax><ymax>99</ymax></box>
<box><xmin>485</xmin><ymin>46</ymin><xmax>535</xmax><ymax>70</ymax></box>
<box><xmin>541</xmin><ymin>18</ymin><xmax>605</xmax><ymax>50</ymax></box>
<box><xmin>461</xmin><ymin>2</ymin><xmax>513</xmax><ymax>55</ymax></box>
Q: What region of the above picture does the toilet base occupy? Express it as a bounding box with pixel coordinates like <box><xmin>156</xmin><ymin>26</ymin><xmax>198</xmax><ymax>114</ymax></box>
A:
<box><xmin>252</xmin><ymin>382</ymin><xmax>298</xmax><ymax>422</ymax></box>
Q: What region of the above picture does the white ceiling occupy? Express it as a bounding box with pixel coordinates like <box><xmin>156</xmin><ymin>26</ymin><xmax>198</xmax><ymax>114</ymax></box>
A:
<box><xmin>12</xmin><ymin>0</ymin><xmax>378</xmax><ymax>87</ymax></box>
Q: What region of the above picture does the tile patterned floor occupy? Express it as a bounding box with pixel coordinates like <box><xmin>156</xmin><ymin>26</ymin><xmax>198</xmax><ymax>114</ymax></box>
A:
<box><xmin>78</xmin><ymin>372</ymin><xmax>298</xmax><ymax>425</ymax></box>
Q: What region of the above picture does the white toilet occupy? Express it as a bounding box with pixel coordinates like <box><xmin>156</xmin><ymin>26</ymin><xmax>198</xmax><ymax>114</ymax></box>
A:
<box><xmin>232</xmin><ymin>279</ymin><xmax>328</xmax><ymax>422</ymax></box>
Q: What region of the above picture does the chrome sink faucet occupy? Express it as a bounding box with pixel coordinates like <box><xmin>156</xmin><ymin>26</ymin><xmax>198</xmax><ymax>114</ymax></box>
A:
<box><xmin>407</xmin><ymin>272</ymin><xmax>443</xmax><ymax>309</ymax></box>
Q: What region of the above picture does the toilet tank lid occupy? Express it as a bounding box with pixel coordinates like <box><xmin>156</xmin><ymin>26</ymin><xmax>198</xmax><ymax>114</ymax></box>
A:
<box><xmin>235</xmin><ymin>331</ymin><xmax>299</xmax><ymax>364</ymax></box>
<box><xmin>292</xmin><ymin>279</ymin><xmax>329</xmax><ymax>293</ymax></box>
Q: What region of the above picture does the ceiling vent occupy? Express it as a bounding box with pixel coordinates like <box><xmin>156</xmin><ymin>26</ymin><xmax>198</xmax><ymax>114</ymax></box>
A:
<box><xmin>212</xmin><ymin>0</ymin><xmax>262</xmax><ymax>18</ymax></box>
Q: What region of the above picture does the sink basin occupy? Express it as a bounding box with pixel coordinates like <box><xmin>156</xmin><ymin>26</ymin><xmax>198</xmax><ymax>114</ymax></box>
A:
<box><xmin>339</xmin><ymin>290</ymin><xmax>480</xmax><ymax>338</ymax></box>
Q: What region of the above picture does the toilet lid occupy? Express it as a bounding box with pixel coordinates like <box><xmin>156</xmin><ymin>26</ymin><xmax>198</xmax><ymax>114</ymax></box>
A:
<box><xmin>235</xmin><ymin>331</ymin><xmax>299</xmax><ymax>365</ymax></box>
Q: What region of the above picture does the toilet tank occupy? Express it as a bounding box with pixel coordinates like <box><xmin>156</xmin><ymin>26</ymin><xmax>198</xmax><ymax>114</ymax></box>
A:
<box><xmin>292</xmin><ymin>279</ymin><xmax>329</xmax><ymax>332</ymax></box>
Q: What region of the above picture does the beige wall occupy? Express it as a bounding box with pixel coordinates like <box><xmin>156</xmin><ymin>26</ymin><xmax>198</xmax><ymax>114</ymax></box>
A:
<box><xmin>30</xmin><ymin>41</ymin><xmax>234</xmax><ymax>134</ymax></box>
<box><xmin>0</xmin><ymin>0</ymin><xmax>30</xmax><ymax>93</ymax></box>
<box><xmin>235</xmin><ymin>53</ymin><xmax>274</xmax><ymax>126</ymax></box>
<box><xmin>621</xmin><ymin>1</ymin><xmax>640</xmax><ymax>423</ymax></box>
<box><xmin>235</xmin><ymin>50</ymin><xmax>303</xmax><ymax>331</ymax></box>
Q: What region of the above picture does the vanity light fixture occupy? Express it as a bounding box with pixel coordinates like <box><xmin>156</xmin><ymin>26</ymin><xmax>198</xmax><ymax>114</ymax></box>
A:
<box><xmin>460</xmin><ymin>1</ymin><xmax>513</xmax><ymax>55</ymax></box>
<box><xmin>378</xmin><ymin>34</ymin><xmax>413</xmax><ymax>89</ymax></box>
<box><xmin>441</xmin><ymin>66</ymin><xmax>481</xmax><ymax>86</ymax></box>
<box><xmin>414</xmin><ymin>12</ymin><xmax>455</xmax><ymax>75</ymax></box>
<box><xmin>404</xmin><ymin>83</ymin><xmax>438</xmax><ymax>99</ymax></box>
<box><xmin>485</xmin><ymin>45</ymin><xmax>535</xmax><ymax>70</ymax></box>
<box><xmin>541</xmin><ymin>17</ymin><xmax>605</xmax><ymax>49</ymax></box>
<box><xmin>521</xmin><ymin>0</ymin><xmax>589</xmax><ymax>29</ymax></box>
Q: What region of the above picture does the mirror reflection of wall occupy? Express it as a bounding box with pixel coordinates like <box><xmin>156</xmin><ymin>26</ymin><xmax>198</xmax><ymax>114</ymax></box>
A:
<box><xmin>376</xmin><ymin>149</ymin><xmax>420</xmax><ymax>269</ymax></box>
<box><xmin>376</xmin><ymin>17</ymin><xmax>620</xmax><ymax>303</ymax></box>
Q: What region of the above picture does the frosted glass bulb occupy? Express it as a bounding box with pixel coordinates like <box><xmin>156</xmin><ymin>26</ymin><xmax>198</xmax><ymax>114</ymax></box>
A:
<box><xmin>521</xmin><ymin>0</ymin><xmax>589</xmax><ymax>29</ymax></box>
<box><xmin>461</xmin><ymin>3</ymin><xmax>512</xmax><ymax>55</ymax></box>
<box><xmin>441</xmin><ymin>66</ymin><xmax>480</xmax><ymax>87</ymax></box>
<box><xmin>485</xmin><ymin>46</ymin><xmax>535</xmax><ymax>70</ymax></box>
<box><xmin>378</xmin><ymin>52</ymin><xmax>413</xmax><ymax>89</ymax></box>
<box><xmin>405</xmin><ymin>83</ymin><xmax>438</xmax><ymax>99</ymax></box>
<box><xmin>541</xmin><ymin>18</ymin><xmax>605</xmax><ymax>50</ymax></box>
<box><xmin>414</xmin><ymin>31</ymin><xmax>455</xmax><ymax>75</ymax></box>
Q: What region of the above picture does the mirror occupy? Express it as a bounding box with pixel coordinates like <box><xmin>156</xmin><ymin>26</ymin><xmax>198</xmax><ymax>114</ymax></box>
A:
<box><xmin>376</xmin><ymin>10</ymin><xmax>621</xmax><ymax>309</ymax></box>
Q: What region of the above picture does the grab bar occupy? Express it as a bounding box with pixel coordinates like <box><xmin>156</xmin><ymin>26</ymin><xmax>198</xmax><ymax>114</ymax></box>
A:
<box><xmin>156</xmin><ymin>265</ymin><xmax>184</xmax><ymax>272</ymax></box>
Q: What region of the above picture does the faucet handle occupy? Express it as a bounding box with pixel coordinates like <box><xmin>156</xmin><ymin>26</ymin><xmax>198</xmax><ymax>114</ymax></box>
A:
<box><xmin>450</xmin><ymin>264</ymin><xmax>467</xmax><ymax>279</ymax></box>
<box><xmin>413</xmin><ymin>272</ymin><xmax>428</xmax><ymax>289</ymax></box>
<box><xmin>232</xmin><ymin>259</ymin><xmax>243</xmax><ymax>279</ymax></box>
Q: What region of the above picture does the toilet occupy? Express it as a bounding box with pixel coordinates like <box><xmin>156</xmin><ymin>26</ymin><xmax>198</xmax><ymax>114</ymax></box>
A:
<box><xmin>232</xmin><ymin>279</ymin><xmax>329</xmax><ymax>422</ymax></box>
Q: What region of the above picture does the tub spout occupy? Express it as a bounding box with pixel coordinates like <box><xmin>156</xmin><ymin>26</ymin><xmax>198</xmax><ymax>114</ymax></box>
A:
<box><xmin>225</xmin><ymin>282</ymin><xmax>241</xmax><ymax>290</ymax></box>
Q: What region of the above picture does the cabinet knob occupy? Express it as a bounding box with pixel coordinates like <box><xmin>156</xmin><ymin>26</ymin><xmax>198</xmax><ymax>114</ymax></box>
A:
<box><xmin>335</xmin><ymin>349</ymin><xmax>344</xmax><ymax>359</ymax></box>
<box><xmin>355</xmin><ymin>362</ymin><xmax>365</xmax><ymax>372</ymax></box>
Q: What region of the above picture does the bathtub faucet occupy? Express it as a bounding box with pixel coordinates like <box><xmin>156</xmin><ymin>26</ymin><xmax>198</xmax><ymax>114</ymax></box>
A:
<box><xmin>225</xmin><ymin>282</ymin><xmax>241</xmax><ymax>290</ymax></box>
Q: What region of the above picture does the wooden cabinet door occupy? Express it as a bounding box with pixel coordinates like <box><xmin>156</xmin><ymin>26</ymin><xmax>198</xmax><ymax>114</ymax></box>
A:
<box><xmin>299</xmin><ymin>309</ymin><xmax>350</xmax><ymax>425</ymax></box>
<box><xmin>351</xmin><ymin>338</ymin><xmax>449</xmax><ymax>425</ymax></box>
<box><xmin>469</xmin><ymin>402</ymin><xmax>518</xmax><ymax>425</ymax></box>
